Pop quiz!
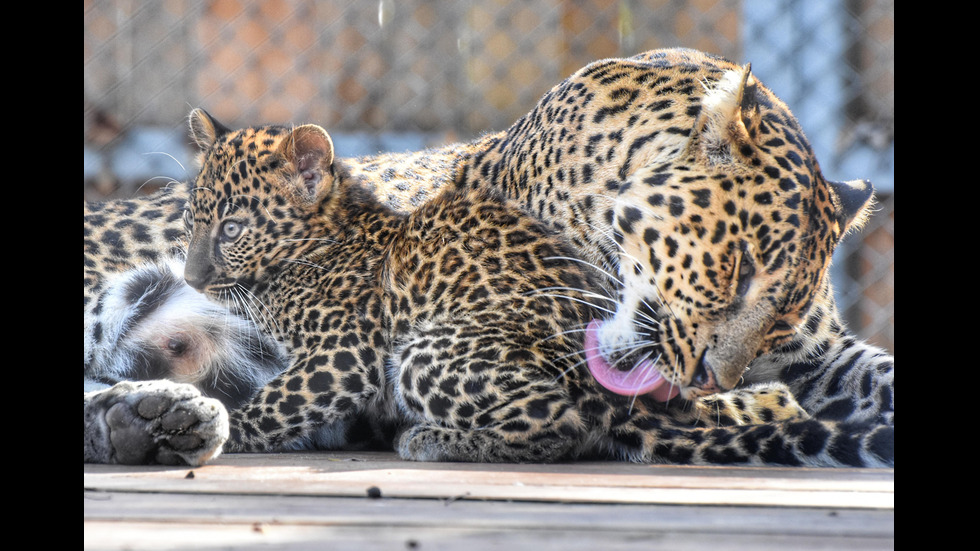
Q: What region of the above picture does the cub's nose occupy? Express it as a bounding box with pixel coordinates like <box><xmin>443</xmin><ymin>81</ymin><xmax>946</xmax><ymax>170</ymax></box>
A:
<box><xmin>183</xmin><ymin>263</ymin><xmax>214</xmax><ymax>291</ymax></box>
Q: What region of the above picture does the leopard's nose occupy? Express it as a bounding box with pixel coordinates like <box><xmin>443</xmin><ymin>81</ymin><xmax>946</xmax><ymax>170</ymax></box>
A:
<box><xmin>691</xmin><ymin>352</ymin><xmax>724</xmax><ymax>393</ymax></box>
<box><xmin>183</xmin><ymin>262</ymin><xmax>214</xmax><ymax>291</ymax></box>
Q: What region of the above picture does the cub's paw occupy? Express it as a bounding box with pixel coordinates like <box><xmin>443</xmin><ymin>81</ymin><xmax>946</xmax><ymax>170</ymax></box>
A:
<box><xmin>696</xmin><ymin>382</ymin><xmax>809</xmax><ymax>425</ymax></box>
<box><xmin>84</xmin><ymin>380</ymin><xmax>229</xmax><ymax>466</ymax></box>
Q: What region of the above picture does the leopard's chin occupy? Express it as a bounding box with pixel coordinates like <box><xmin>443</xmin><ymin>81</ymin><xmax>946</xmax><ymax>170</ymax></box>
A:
<box><xmin>583</xmin><ymin>320</ymin><xmax>681</xmax><ymax>402</ymax></box>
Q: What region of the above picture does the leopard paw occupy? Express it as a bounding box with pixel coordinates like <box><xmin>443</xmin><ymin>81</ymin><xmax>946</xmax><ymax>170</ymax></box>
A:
<box><xmin>84</xmin><ymin>380</ymin><xmax>229</xmax><ymax>466</ymax></box>
<box><xmin>696</xmin><ymin>382</ymin><xmax>809</xmax><ymax>425</ymax></box>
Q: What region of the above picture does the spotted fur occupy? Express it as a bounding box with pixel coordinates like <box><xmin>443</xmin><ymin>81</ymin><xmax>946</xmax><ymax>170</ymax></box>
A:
<box><xmin>84</xmin><ymin>185</ymin><xmax>287</xmax><ymax>407</ymax></box>
<box><xmin>450</xmin><ymin>49</ymin><xmax>893</xmax><ymax>428</ymax></box>
<box><xmin>182</xmin><ymin>52</ymin><xmax>892</xmax><ymax>466</ymax></box>
<box><xmin>85</xmin><ymin>47</ymin><xmax>893</xmax><ymax>466</ymax></box>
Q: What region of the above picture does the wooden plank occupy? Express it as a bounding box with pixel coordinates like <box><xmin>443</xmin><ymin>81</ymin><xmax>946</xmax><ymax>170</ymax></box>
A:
<box><xmin>85</xmin><ymin>452</ymin><xmax>894</xmax><ymax>550</ymax></box>
<box><xmin>84</xmin><ymin>489</ymin><xmax>895</xmax><ymax>534</ymax></box>
<box><xmin>84</xmin><ymin>519</ymin><xmax>894</xmax><ymax>551</ymax></box>
<box><xmin>84</xmin><ymin>491</ymin><xmax>894</xmax><ymax>551</ymax></box>
<box><xmin>84</xmin><ymin>451</ymin><xmax>894</xmax><ymax>509</ymax></box>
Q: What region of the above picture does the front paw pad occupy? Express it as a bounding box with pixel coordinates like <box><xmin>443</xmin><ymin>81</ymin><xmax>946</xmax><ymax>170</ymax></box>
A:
<box><xmin>84</xmin><ymin>380</ymin><xmax>229</xmax><ymax>466</ymax></box>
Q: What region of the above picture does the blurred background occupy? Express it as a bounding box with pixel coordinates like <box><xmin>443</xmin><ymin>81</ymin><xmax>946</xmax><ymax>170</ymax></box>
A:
<box><xmin>83</xmin><ymin>0</ymin><xmax>894</xmax><ymax>353</ymax></box>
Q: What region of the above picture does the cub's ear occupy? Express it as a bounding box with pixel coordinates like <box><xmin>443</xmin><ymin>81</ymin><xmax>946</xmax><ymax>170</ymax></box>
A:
<box><xmin>829</xmin><ymin>179</ymin><xmax>875</xmax><ymax>237</ymax></box>
<box><xmin>188</xmin><ymin>108</ymin><xmax>231</xmax><ymax>151</ymax></box>
<box><xmin>276</xmin><ymin>124</ymin><xmax>335</xmax><ymax>200</ymax></box>
<box><xmin>693</xmin><ymin>63</ymin><xmax>758</xmax><ymax>163</ymax></box>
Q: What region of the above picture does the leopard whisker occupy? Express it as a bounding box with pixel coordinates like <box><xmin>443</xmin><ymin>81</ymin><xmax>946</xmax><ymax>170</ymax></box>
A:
<box><xmin>223</xmin><ymin>158</ymin><xmax>250</xmax><ymax>185</ymax></box>
<box><xmin>219</xmin><ymin>297</ymin><xmax>273</xmax><ymax>378</ymax></box>
<box><xmin>527</xmin><ymin>285</ymin><xmax>618</xmax><ymax>303</ymax></box>
<box><xmin>664</xmin><ymin>356</ymin><xmax>681</xmax><ymax>408</ymax></box>
<box><xmin>527</xmin><ymin>292</ymin><xmax>618</xmax><ymax>318</ymax></box>
<box><xmin>529</xmin><ymin>281</ymin><xmax>663</xmax><ymax>334</ymax></box>
<box><xmin>142</xmin><ymin>150</ymin><xmax>188</xmax><ymax>175</ymax></box>
<box><xmin>188</xmin><ymin>185</ymin><xmax>215</xmax><ymax>198</ymax></box>
<box><xmin>282</xmin><ymin>237</ymin><xmax>341</xmax><ymax>244</ymax></box>
<box><xmin>232</xmin><ymin>284</ymin><xmax>283</xmax><ymax>340</ymax></box>
<box><xmin>225</xmin><ymin>193</ymin><xmax>276</xmax><ymax>221</ymax></box>
<box><xmin>134</xmin><ymin>175</ymin><xmax>183</xmax><ymax>195</ymax></box>
<box><xmin>607</xmin><ymin>340</ymin><xmax>655</xmax><ymax>371</ymax></box>
<box><xmin>540</xmin><ymin>255</ymin><xmax>624</xmax><ymax>287</ymax></box>
<box><xmin>626</xmin><ymin>308</ymin><xmax>663</xmax><ymax>333</ymax></box>
<box><xmin>552</xmin><ymin>353</ymin><xmax>591</xmax><ymax>383</ymax></box>
<box><xmin>532</xmin><ymin>249</ymin><xmax>673</xmax><ymax>336</ymax></box>
<box><xmin>576</xmin><ymin>218</ymin><xmax>673</xmax><ymax>323</ymax></box>
<box><xmin>135</xmin><ymin>151</ymin><xmax>190</xmax><ymax>196</ymax></box>
<box><xmin>540</xmin><ymin>324</ymin><xmax>591</xmax><ymax>346</ymax></box>
<box><xmin>627</xmin><ymin>350</ymin><xmax>656</xmax><ymax>415</ymax></box>
<box><xmin>282</xmin><ymin>258</ymin><xmax>332</xmax><ymax>272</ymax></box>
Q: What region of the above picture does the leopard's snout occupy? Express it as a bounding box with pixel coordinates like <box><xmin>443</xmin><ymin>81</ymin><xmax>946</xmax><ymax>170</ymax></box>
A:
<box><xmin>183</xmin><ymin>260</ymin><xmax>214</xmax><ymax>291</ymax></box>
<box><xmin>690</xmin><ymin>351</ymin><xmax>725</xmax><ymax>394</ymax></box>
<box><xmin>184</xmin><ymin>234</ymin><xmax>216</xmax><ymax>291</ymax></box>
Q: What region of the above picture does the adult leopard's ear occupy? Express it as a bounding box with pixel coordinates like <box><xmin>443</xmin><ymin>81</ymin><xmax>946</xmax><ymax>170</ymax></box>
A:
<box><xmin>188</xmin><ymin>108</ymin><xmax>231</xmax><ymax>151</ymax></box>
<box><xmin>694</xmin><ymin>63</ymin><xmax>759</xmax><ymax>163</ymax></box>
<box><xmin>828</xmin><ymin>178</ymin><xmax>875</xmax><ymax>237</ymax></box>
<box><xmin>276</xmin><ymin>124</ymin><xmax>335</xmax><ymax>201</ymax></box>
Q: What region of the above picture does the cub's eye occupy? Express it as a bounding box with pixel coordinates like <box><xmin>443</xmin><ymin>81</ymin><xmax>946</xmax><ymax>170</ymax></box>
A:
<box><xmin>220</xmin><ymin>220</ymin><xmax>244</xmax><ymax>241</ymax></box>
<box><xmin>182</xmin><ymin>209</ymin><xmax>193</xmax><ymax>231</ymax></box>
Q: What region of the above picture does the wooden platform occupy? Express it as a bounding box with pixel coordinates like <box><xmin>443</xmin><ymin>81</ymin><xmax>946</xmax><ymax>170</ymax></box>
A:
<box><xmin>84</xmin><ymin>451</ymin><xmax>894</xmax><ymax>550</ymax></box>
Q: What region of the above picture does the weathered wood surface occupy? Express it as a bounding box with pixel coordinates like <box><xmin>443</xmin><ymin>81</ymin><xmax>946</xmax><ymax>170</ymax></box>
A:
<box><xmin>84</xmin><ymin>451</ymin><xmax>894</xmax><ymax>550</ymax></box>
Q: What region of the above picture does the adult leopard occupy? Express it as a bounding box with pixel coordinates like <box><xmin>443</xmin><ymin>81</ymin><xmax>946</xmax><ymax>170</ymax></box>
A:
<box><xmin>452</xmin><ymin>49</ymin><xmax>894</xmax><ymax>428</ymax></box>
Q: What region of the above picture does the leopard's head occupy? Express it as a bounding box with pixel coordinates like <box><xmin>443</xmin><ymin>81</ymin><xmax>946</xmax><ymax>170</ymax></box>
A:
<box><xmin>588</xmin><ymin>60</ymin><xmax>874</xmax><ymax>401</ymax></box>
<box><xmin>183</xmin><ymin>108</ymin><xmax>338</xmax><ymax>310</ymax></box>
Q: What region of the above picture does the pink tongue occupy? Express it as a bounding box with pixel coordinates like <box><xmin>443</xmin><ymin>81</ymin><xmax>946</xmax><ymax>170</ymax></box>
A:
<box><xmin>584</xmin><ymin>320</ymin><xmax>680</xmax><ymax>402</ymax></box>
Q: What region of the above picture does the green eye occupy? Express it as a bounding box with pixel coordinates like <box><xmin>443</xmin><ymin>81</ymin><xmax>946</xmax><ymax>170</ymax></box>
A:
<box><xmin>221</xmin><ymin>220</ymin><xmax>243</xmax><ymax>241</ymax></box>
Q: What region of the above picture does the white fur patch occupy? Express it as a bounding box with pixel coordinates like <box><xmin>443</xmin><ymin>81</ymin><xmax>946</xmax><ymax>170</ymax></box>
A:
<box><xmin>84</xmin><ymin>256</ymin><xmax>286</xmax><ymax>398</ymax></box>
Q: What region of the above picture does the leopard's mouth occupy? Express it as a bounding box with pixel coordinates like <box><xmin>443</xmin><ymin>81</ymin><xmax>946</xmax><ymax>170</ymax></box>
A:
<box><xmin>583</xmin><ymin>319</ymin><xmax>681</xmax><ymax>402</ymax></box>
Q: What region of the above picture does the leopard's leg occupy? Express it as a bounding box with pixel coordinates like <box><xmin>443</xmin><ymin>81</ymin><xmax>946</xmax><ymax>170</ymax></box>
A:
<box><xmin>747</xmin><ymin>333</ymin><xmax>894</xmax><ymax>427</ymax></box>
<box><xmin>600</xmin><ymin>381</ymin><xmax>892</xmax><ymax>467</ymax></box>
<box><xmin>690</xmin><ymin>382</ymin><xmax>810</xmax><ymax>426</ymax></box>
<box><xmin>611</xmin><ymin>412</ymin><xmax>893</xmax><ymax>467</ymax></box>
<box><xmin>783</xmin><ymin>338</ymin><xmax>894</xmax><ymax>426</ymax></box>
<box><xmin>393</xmin><ymin>322</ymin><xmax>584</xmax><ymax>463</ymax></box>
<box><xmin>83</xmin><ymin>380</ymin><xmax>228</xmax><ymax>466</ymax></box>
<box><xmin>615</xmin><ymin>362</ymin><xmax>892</xmax><ymax>467</ymax></box>
<box><xmin>224</xmin><ymin>340</ymin><xmax>385</xmax><ymax>452</ymax></box>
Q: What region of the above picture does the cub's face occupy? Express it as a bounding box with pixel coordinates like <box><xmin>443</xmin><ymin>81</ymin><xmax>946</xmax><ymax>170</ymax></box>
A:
<box><xmin>182</xmin><ymin>109</ymin><xmax>337</xmax><ymax>308</ymax></box>
<box><xmin>587</xmin><ymin>66</ymin><xmax>873</xmax><ymax>401</ymax></box>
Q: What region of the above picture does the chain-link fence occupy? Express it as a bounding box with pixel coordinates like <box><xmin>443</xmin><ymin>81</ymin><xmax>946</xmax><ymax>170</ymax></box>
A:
<box><xmin>84</xmin><ymin>0</ymin><xmax>894</xmax><ymax>353</ymax></box>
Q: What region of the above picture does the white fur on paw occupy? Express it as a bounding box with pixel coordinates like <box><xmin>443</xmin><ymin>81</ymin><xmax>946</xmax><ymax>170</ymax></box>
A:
<box><xmin>84</xmin><ymin>380</ymin><xmax>229</xmax><ymax>466</ymax></box>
